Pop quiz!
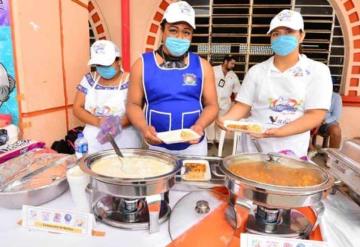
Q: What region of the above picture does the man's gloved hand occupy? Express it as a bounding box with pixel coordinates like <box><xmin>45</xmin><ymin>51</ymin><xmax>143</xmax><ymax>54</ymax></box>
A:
<box><xmin>96</xmin><ymin>115</ymin><xmax>122</xmax><ymax>144</ymax></box>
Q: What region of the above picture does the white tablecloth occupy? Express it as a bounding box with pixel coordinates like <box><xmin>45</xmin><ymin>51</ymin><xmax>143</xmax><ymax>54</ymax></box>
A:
<box><xmin>0</xmin><ymin>188</ymin><xmax>359</xmax><ymax>247</ymax></box>
<box><xmin>0</xmin><ymin>190</ymin><xmax>187</xmax><ymax>247</ymax></box>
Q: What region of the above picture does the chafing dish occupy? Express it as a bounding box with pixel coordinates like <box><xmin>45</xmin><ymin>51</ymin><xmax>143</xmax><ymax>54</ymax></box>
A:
<box><xmin>79</xmin><ymin>149</ymin><xmax>181</xmax><ymax>233</ymax></box>
<box><xmin>220</xmin><ymin>153</ymin><xmax>334</xmax><ymax>238</ymax></box>
<box><xmin>326</xmin><ymin>138</ymin><xmax>360</xmax><ymax>200</ymax></box>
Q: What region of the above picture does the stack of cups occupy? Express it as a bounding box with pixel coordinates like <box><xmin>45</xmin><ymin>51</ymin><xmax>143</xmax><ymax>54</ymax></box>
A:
<box><xmin>66</xmin><ymin>165</ymin><xmax>90</xmax><ymax>213</ymax></box>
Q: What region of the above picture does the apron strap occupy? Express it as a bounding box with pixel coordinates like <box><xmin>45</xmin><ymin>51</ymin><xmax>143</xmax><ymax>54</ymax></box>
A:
<box><xmin>118</xmin><ymin>72</ymin><xmax>129</xmax><ymax>91</ymax></box>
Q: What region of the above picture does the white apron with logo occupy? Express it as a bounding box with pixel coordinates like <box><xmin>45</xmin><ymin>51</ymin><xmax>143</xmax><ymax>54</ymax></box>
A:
<box><xmin>237</xmin><ymin>59</ymin><xmax>311</xmax><ymax>157</ymax></box>
<box><xmin>83</xmin><ymin>73</ymin><xmax>142</xmax><ymax>154</ymax></box>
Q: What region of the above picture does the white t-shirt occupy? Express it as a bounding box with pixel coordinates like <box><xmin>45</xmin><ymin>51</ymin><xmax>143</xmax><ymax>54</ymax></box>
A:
<box><xmin>213</xmin><ymin>65</ymin><xmax>241</xmax><ymax>114</ymax></box>
<box><xmin>235</xmin><ymin>54</ymin><xmax>332</xmax><ymax>157</ymax></box>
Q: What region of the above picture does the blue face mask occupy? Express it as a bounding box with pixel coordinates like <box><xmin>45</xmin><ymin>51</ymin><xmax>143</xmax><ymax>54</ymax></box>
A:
<box><xmin>96</xmin><ymin>65</ymin><xmax>117</xmax><ymax>79</ymax></box>
<box><xmin>271</xmin><ymin>35</ymin><xmax>299</xmax><ymax>56</ymax></box>
<box><xmin>165</xmin><ymin>37</ymin><xmax>191</xmax><ymax>57</ymax></box>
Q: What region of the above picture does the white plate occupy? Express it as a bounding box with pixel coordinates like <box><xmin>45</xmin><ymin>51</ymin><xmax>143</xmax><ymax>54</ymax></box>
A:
<box><xmin>157</xmin><ymin>129</ymin><xmax>201</xmax><ymax>144</ymax></box>
<box><xmin>224</xmin><ymin>120</ymin><xmax>265</xmax><ymax>134</ymax></box>
<box><xmin>181</xmin><ymin>159</ymin><xmax>211</xmax><ymax>181</ymax></box>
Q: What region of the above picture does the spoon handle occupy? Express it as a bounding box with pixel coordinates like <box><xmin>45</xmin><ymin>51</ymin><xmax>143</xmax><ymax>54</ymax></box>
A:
<box><xmin>107</xmin><ymin>134</ymin><xmax>124</xmax><ymax>157</ymax></box>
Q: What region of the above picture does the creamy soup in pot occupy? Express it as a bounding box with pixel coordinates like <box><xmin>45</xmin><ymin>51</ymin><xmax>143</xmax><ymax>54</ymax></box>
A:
<box><xmin>91</xmin><ymin>156</ymin><xmax>173</xmax><ymax>178</ymax></box>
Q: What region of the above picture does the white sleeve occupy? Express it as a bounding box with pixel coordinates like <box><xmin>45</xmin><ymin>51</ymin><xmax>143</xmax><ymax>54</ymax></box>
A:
<box><xmin>304</xmin><ymin>63</ymin><xmax>332</xmax><ymax>110</ymax></box>
<box><xmin>76</xmin><ymin>73</ymin><xmax>93</xmax><ymax>95</ymax></box>
<box><xmin>232</xmin><ymin>73</ymin><xmax>241</xmax><ymax>94</ymax></box>
<box><xmin>235</xmin><ymin>67</ymin><xmax>257</xmax><ymax>106</ymax></box>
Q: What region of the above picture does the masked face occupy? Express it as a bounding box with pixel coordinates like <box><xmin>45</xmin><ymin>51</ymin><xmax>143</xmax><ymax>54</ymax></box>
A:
<box><xmin>162</xmin><ymin>23</ymin><xmax>193</xmax><ymax>57</ymax></box>
<box><xmin>96</xmin><ymin>65</ymin><xmax>117</xmax><ymax>79</ymax></box>
<box><xmin>271</xmin><ymin>35</ymin><xmax>299</xmax><ymax>56</ymax></box>
<box><xmin>165</xmin><ymin>37</ymin><xmax>191</xmax><ymax>57</ymax></box>
<box><xmin>95</xmin><ymin>59</ymin><xmax>121</xmax><ymax>79</ymax></box>
<box><xmin>270</xmin><ymin>28</ymin><xmax>303</xmax><ymax>56</ymax></box>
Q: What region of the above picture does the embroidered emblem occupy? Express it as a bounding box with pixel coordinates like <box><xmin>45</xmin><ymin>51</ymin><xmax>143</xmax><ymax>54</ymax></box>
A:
<box><xmin>182</xmin><ymin>73</ymin><xmax>197</xmax><ymax>86</ymax></box>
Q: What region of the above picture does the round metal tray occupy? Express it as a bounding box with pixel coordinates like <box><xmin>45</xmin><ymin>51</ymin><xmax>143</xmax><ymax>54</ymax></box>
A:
<box><xmin>0</xmin><ymin>177</ymin><xmax>69</xmax><ymax>209</ymax></box>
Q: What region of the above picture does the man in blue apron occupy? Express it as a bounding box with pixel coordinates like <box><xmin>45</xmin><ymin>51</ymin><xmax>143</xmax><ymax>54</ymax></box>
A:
<box><xmin>127</xmin><ymin>1</ymin><xmax>218</xmax><ymax>156</ymax></box>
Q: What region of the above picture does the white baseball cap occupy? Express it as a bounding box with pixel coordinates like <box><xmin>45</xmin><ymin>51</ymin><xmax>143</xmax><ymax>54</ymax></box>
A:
<box><xmin>162</xmin><ymin>1</ymin><xmax>196</xmax><ymax>29</ymax></box>
<box><xmin>267</xmin><ymin>9</ymin><xmax>304</xmax><ymax>34</ymax></box>
<box><xmin>88</xmin><ymin>40</ymin><xmax>121</xmax><ymax>66</ymax></box>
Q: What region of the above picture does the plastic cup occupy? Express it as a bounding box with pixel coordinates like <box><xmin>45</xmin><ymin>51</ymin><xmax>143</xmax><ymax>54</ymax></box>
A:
<box><xmin>66</xmin><ymin>165</ymin><xmax>90</xmax><ymax>213</ymax></box>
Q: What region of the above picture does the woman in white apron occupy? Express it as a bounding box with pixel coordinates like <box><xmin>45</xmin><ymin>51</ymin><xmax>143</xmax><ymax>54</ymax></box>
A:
<box><xmin>73</xmin><ymin>40</ymin><xmax>142</xmax><ymax>154</ymax></box>
<box><xmin>217</xmin><ymin>10</ymin><xmax>332</xmax><ymax>159</ymax></box>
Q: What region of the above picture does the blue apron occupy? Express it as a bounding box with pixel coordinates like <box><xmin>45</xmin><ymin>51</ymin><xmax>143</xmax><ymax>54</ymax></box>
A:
<box><xmin>142</xmin><ymin>52</ymin><xmax>204</xmax><ymax>150</ymax></box>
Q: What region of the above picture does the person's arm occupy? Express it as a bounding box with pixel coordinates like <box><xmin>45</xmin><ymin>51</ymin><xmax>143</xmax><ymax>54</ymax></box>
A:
<box><xmin>216</xmin><ymin>67</ymin><xmax>255</xmax><ymax>129</ymax></box>
<box><xmin>126</xmin><ymin>58</ymin><xmax>162</xmax><ymax>145</ymax></box>
<box><xmin>73</xmin><ymin>90</ymin><xmax>102</xmax><ymax>127</ymax></box>
<box><xmin>231</xmin><ymin>74</ymin><xmax>241</xmax><ymax>101</ymax></box>
<box><xmin>190</xmin><ymin>59</ymin><xmax>219</xmax><ymax>139</ymax></box>
<box><xmin>120</xmin><ymin>115</ymin><xmax>131</xmax><ymax>128</ymax></box>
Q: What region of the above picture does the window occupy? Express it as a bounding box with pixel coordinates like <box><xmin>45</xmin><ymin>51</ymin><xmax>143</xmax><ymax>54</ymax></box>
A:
<box><xmin>187</xmin><ymin>0</ymin><xmax>344</xmax><ymax>90</ymax></box>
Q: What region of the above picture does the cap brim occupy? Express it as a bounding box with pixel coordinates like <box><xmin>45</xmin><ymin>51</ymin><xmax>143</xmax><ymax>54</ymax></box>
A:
<box><xmin>88</xmin><ymin>56</ymin><xmax>115</xmax><ymax>66</ymax></box>
<box><xmin>163</xmin><ymin>16</ymin><xmax>196</xmax><ymax>29</ymax></box>
<box><xmin>267</xmin><ymin>25</ymin><xmax>302</xmax><ymax>34</ymax></box>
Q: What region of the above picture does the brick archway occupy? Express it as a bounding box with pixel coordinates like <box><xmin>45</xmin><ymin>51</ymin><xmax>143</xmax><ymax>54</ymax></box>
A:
<box><xmin>88</xmin><ymin>0</ymin><xmax>110</xmax><ymax>40</ymax></box>
<box><xmin>145</xmin><ymin>0</ymin><xmax>360</xmax><ymax>107</ymax></box>
<box><xmin>330</xmin><ymin>0</ymin><xmax>360</xmax><ymax>106</ymax></box>
<box><xmin>143</xmin><ymin>0</ymin><xmax>173</xmax><ymax>52</ymax></box>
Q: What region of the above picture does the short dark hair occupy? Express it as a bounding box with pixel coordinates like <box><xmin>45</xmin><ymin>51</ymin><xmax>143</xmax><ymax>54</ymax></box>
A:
<box><xmin>160</xmin><ymin>20</ymin><xmax>167</xmax><ymax>31</ymax></box>
<box><xmin>223</xmin><ymin>54</ymin><xmax>236</xmax><ymax>63</ymax></box>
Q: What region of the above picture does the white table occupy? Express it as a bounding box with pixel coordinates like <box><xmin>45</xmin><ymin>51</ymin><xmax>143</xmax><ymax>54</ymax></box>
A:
<box><xmin>0</xmin><ymin>188</ymin><xmax>359</xmax><ymax>247</ymax></box>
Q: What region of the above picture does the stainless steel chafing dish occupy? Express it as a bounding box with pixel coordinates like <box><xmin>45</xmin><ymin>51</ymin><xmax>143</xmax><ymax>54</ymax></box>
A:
<box><xmin>220</xmin><ymin>153</ymin><xmax>334</xmax><ymax>238</ymax></box>
<box><xmin>326</xmin><ymin>138</ymin><xmax>360</xmax><ymax>199</ymax></box>
<box><xmin>79</xmin><ymin>149</ymin><xmax>181</xmax><ymax>233</ymax></box>
<box><xmin>221</xmin><ymin>153</ymin><xmax>334</xmax><ymax>209</ymax></box>
<box><xmin>79</xmin><ymin>149</ymin><xmax>181</xmax><ymax>198</ymax></box>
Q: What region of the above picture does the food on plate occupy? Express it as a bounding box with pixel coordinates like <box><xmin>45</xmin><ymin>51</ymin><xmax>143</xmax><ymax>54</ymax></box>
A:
<box><xmin>180</xmin><ymin>130</ymin><xmax>198</xmax><ymax>141</ymax></box>
<box><xmin>91</xmin><ymin>156</ymin><xmax>173</xmax><ymax>178</ymax></box>
<box><xmin>226</xmin><ymin>123</ymin><xmax>262</xmax><ymax>133</ymax></box>
<box><xmin>228</xmin><ymin>161</ymin><xmax>323</xmax><ymax>187</ymax></box>
<box><xmin>183</xmin><ymin>163</ymin><xmax>206</xmax><ymax>180</ymax></box>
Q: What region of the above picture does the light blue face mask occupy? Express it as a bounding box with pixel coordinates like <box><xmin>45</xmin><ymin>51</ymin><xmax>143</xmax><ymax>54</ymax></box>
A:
<box><xmin>96</xmin><ymin>65</ymin><xmax>117</xmax><ymax>79</ymax></box>
<box><xmin>165</xmin><ymin>37</ymin><xmax>191</xmax><ymax>57</ymax></box>
<box><xmin>271</xmin><ymin>35</ymin><xmax>299</xmax><ymax>56</ymax></box>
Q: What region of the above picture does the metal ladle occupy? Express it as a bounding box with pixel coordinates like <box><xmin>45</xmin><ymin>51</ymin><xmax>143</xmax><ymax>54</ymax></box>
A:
<box><xmin>107</xmin><ymin>134</ymin><xmax>126</xmax><ymax>171</ymax></box>
<box><xmin>107</xmin><ymin>134</ymin><xmax>124</xmax><ymax>158</ymax></box>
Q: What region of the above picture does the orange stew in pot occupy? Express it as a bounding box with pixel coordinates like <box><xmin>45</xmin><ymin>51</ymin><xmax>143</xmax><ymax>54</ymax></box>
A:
<box><xmin>228</xmin><ymin>161</ymin><xmax>323</xmax><ymax>187</ymax></box>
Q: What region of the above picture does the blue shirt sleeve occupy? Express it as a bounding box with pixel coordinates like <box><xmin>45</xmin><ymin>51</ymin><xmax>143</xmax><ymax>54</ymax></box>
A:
<box><xmin>325</xmin><ymin>93</ymin><xmax>342</xmax><ymax>124</ymax></box>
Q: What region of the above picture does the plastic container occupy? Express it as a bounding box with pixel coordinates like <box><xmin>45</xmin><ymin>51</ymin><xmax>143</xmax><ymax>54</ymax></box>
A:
<box><xmin>74</xmin><ymin>132</ymin><xmax>88</xmax><ymax>159</ymax></box>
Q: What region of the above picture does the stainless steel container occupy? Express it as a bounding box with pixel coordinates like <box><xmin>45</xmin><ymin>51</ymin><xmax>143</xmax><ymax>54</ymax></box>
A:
<box><xmin>220</xmin><ymin>153</ymin><xmax>334</xmax><ymax>209</ymax></box>
<box><xmin>326</xmin><ymin>138</ymin><xmax>360</xmax><ymax>196</ymax></box>
<box><xmin>79</xmin><ymin>149</ymin><xmax>181</xmax><ymax>198</ymax></box>
<box><xmin>0</xmin><ymin>155</ymin><xmax>76</xmax><ymax>209</ymax></box>
<box><xmin>79</xmin><ymin>149</ymin><xmax>181</xmax><ymax>233</ymax></box>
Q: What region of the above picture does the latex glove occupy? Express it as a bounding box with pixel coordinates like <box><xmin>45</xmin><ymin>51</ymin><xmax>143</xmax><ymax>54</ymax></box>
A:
<box><xmin>96</xmin><ymin>115</ymin><xmax>121</xmax><ymax>144</ymax></box>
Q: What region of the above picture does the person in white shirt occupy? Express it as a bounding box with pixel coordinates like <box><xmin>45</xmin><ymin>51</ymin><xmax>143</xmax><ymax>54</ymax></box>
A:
<box><xmin>206</xmin><ymin>55</ymin><xmax>240</xmax><ymax>148</ymax></box>
<box><xmin>217</xmin><ymin>9</ymin><xmax>332</xmax><ymax>159</ymax></box>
